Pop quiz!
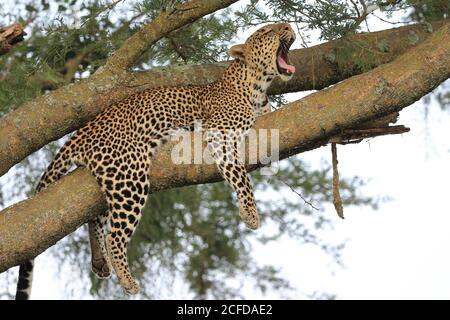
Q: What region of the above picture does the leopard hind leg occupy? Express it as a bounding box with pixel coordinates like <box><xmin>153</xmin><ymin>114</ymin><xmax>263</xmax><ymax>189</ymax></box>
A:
<box><xmin>89</xmin><ymin>150</ymin><xmax>150</xmax><ymax>295</ymax></box>
<box><xmin>88</xmin><ymin>214</ymin><xmax>111</xmax><ymax>279</ymax></box>
<box><xmin>105</xmin><ymin>177</ymin><xmax>149</xmax><ymax>295</ymax></box>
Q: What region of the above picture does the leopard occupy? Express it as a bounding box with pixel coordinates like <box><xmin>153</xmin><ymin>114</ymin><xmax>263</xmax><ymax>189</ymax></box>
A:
<box><xmin>15</xmin><ymin>22</ymin><xmax>296</xmax><ymax>299</ymax></box>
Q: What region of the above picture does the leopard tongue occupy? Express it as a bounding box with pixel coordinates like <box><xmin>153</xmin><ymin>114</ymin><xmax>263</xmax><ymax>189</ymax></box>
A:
<box><xmin>277</xmin><ymin>55</ymin><xmax>296</xmax><ymax>74</ymax></box>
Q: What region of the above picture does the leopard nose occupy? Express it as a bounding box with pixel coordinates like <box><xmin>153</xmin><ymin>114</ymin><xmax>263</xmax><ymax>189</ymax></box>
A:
<box><xmin>279</xmin><ymin>23</ymin><xmax>295</xmax><ymax>37</ymax></box>
<box><xmin>284</xmin><ymin>24</ymin><xmax>296</xmax><ymax>40</ymax></box>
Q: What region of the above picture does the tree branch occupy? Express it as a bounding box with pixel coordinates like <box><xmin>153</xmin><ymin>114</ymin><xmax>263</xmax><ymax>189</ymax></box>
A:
<box><xmin>1</xmin><ymin>21</ymin><xmax>449</xmax><ymax>272</ymax></box>
<box><xmin>104</xmin><ymin>0</ymin><xmax>239</xmax><ymax>70</ymax></box>
<box><xmin>0</xmin><ymin>23</ymin><xmax>26</xmax><ymax>56</ymax></box>
<box><xmin>0</xmin><ymin>0</ymin><xmax>239</xmax><ymax>177</ymax></box>
<box><xmin>0</xmin><ymin>20</ymin><xmax>447</xmax><ymax>178</ymax></box>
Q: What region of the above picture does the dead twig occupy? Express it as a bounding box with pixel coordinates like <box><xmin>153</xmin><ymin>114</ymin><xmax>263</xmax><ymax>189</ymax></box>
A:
<box><xmin>329</xmin><ymin>125</ymin><xmax>410</xmax><ymax>144</ymax></box>
<box><xmin>279</xmin><ymin>180</ymin><xmax>319</xmax><ymax>211</ymax></box>
<box><xmin>331</xmin><ymin>142</ymin><xmax>344</xmax><ymax>219</ymax></box>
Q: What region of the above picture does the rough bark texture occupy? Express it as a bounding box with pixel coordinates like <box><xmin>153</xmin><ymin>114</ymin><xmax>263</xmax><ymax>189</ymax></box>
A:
<box><xmin>131</xmin><ymin>19</ymin><xmax>449</xmax><ymax>95</ymax></box>
<box><xmin>0</xmin><ymin>170</ymin><xmax>107</xmax><ymax>270</ymax></box>
<box><xmin>0</xmin><ymin>23</ymin><xmax>26</xmax><ymax>56</ymax></box>
<box><xmin>0</xmin><ymin>0</ymin><xmax>239</xmax><ymax>178</ymax></box>
<box><xmin>0</xmin><ymin>20</ymin><xmax>446</xmax><ymax>177</ymax></box>
<box><xmin>1</xmin><ymin>21</ymin><xmax>449</xmax><ymax>272</ymax></box>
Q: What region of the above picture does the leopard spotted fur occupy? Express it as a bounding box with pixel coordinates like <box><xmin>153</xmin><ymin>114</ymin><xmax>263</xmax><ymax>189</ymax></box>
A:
<box><xmin>15</xmin><ymin>23</ymin><xmax>296</xmax><ymax>299</ymax></box>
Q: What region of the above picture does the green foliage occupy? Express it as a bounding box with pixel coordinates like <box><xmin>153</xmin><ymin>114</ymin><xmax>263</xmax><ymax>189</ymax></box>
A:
<box><xmin>0</xmin><ymin>0</ymin><xmax>121</xmax><ymax>112</ymax></box>
<box><xmin>144</xmin><ymin>11</ymin><xmax>238</xmax><ymax>65</ymax></box>
<box><xmin>404</xmin><ymin>0</ymin><xmax>450</xmax><ymax>112</ymax></box>
<box><xmin>406</xmin><ymin>0</ymin><xmax>450</xmax><ymax>22</ymax></box>
<box><xmin>235</xmin><ymin>0</ymin><xmax>406</xmax><ymax>44</ymax></box>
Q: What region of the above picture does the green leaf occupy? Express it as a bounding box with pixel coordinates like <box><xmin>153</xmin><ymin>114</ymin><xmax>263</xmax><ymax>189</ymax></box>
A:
<box><xmin>41</xmin><ymin>0</ymin><xmax>50</xmax><ymax>10</ymax></box>
<box><xmin>25</xmin><ymin>4</ymin><xmax>37</xmax><ymax>12</ymax></box>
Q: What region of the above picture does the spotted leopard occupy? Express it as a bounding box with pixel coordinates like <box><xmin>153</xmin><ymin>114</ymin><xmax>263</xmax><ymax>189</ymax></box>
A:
<box><xmin>15</xmin><ymin>23</ymin><xmax>296</xmax><ymax>299</ymax></box>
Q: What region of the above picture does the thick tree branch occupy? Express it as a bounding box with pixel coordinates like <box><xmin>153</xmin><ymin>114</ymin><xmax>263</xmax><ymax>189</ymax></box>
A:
<box><xmin>0</xmin><ymin>0</ymin><xmax>239</xmax><ymax>178</ymax></box>
<box><xmin>0</xmin><ymin>23</ymin><xmax>26</xmax><ymax>56</ymax></box>
<box><xmin>1</xmin><ymin>21</ymin><xmax>449</xmax><ymax>272</ymax></box>
<box><xmin>128</xmin><ymin>20</ymin><xmax>449</xmax><ymax>95</ymax></box>
<box><xmin>0</xmin><ymin>20</ymin><xmax>446</xmax><ymax>177</ymax></box>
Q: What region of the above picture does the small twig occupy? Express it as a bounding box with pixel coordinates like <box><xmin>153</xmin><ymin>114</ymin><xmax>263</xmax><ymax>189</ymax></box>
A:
<box><xmin>80</xmin><ymin>0</ymin><xmax>124</xmax><ymax>28</ymax></box>
<box><xmin>372</xmin><ymin>13</ymin><xmax>408</xmax><ymax>25</ymax></box>
<box><xmin>329</xmin><ymin>125</ymin><xmax>410</xmax><ymax>144</ymax></box>
<box><xmin>168</xmin><ymin>5</ymin><xmax>200</xmax><ymax>16</ymax></box>
<box><xmin>279</xmin><ymin>180</ymin><xmax>319</xmax><ymax>211</ymax></box>
<box><xmin>350</xmin><ymin>0</ymin><xmax>362</xmax><ymax>19</ymax></box>
<box><xmin>114</xmin><ymin>12</ymin><xmax>146</xmax><ymax>34</ymax></box>
<box><xmin>293</xmin><ymin>12</ymin><xmax>310</xmax><ymax>48</ymax></box>
<box><xmin>331</xmin><ymin>143</ymin><xmax>344</xmax><ymax>219</ymax></box>
<box><xmin>60</xmin><ymin>49</ymin><xmax>89</xmax><ymax>83</ymax></box>
<box><xmin>364</xmin><ymin>15</ymin><xmax>371</xmax><ymax>32</ymax></box>
<box><xmin>166</xmin><ymin>36</ymin><xmax>189</xmax><ymax>63</ymax></box>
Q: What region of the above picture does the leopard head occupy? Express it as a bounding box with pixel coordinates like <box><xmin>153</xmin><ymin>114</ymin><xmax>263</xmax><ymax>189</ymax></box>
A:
<box><xmin>229</xmin><ymin>23</ymin><xmax>296</xmax><ymax>82</ymax></box>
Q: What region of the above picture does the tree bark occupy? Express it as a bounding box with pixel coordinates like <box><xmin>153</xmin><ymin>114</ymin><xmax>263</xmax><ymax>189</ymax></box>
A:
<box><xmin>0</xmin><ymin>23</ymin><xmax>26</xmax><ymax>56</ymax></box>
<box><xmin>0</xmin><ymin>0</ymin><xmax>239</xmax><ymax>178</ymax></box>
<box><xmin>0</xmin><ymin>20</ymin><xmax>447</xmax><ymax>177</ymax></box>
<box><xmin>1</xmin><ymin>21</ymin><xmax>449</xmax><ymax>272</ymax></box>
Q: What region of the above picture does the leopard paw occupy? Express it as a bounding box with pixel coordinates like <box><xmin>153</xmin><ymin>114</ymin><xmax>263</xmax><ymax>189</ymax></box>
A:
<box><xmin>239</xmin><ymin>204</ymin><xmax>260</xmax><ymax>230</ymax></box>
<box><xmin>91</xmin><ymin>257</ymin><xmax>111</xmax><ymax>279</ymax></box>
<box><xmin>123</xmin><ymin>278</ymin><xmax>141</xmax><ymax>296</ymax></box>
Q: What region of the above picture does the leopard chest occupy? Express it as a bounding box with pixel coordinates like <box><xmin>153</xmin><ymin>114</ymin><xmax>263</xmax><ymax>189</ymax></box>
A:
<box><xmin>249</xmin><ymin>76</ymin><xmax>272</xmax><ymax>112</ymax></box>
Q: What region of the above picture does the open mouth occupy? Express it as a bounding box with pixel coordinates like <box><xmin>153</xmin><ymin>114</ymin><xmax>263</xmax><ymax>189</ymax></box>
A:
<box><xmin>276</xmin><ymin>40</ymin><xmax>295</xmax><ymax>75</ymax></box>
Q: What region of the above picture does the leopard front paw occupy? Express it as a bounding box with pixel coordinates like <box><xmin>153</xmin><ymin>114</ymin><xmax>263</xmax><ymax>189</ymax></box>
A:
<box><xmin>239</xmin><ymin>204</ymin><xmax>260</xmax><ymax>230</ymax></box>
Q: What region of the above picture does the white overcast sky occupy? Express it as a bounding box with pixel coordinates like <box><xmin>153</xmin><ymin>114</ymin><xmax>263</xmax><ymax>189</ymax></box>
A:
<box><xmin>245</xmin><ymin>9</ymin><xmax>450</xmax><ymax>299</ymax></box>
<box><xmin>1</xmin><ymin>1</ymin><xmax>450</xmax><ymax>299</ymax></box>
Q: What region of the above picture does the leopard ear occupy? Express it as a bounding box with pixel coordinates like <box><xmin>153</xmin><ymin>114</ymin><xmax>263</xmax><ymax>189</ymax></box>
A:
<box><xmin>228</xmin><ymin>44</ymin><xmax>245</xmax><ymax>60</ymax></box>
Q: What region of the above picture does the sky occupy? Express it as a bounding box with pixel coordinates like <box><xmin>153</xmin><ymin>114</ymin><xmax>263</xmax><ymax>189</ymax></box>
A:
<box><xmin>241</xmin><ymin>7</ymin><xmax>450</xmax><ymax>299</ymax></box>
<box><xmin>1</xmin><ymin>1</ymin><xmax>450</xmax><ymax>300</ymax></box>
<box><xmin>248</xmin><ymin>99</ymin><xmax>450</xmax><ymax>299</ymax></box>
